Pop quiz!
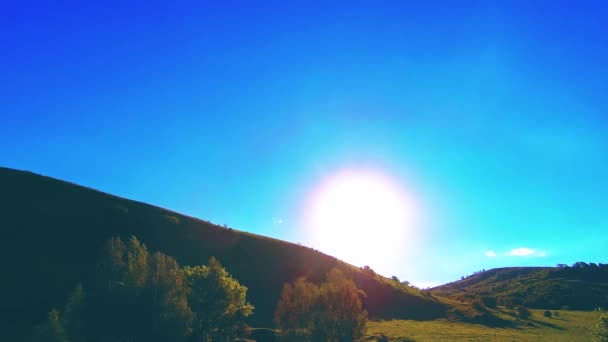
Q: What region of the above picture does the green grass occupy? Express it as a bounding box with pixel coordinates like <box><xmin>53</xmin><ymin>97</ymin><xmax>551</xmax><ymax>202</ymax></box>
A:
<box><xmin>365</xmin><ymin>309</ymin><xmax>598</xmax><ymax>341</ymax></box>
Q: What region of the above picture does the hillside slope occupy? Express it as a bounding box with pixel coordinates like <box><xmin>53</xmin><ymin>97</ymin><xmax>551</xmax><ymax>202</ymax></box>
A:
<box><xmin>0</xmin><ymin>167</ymin><xmax>446</xmax><ymax>334</ymax></box>
<box><xmin>430</xmin><ymin>266</ymin><xmax>608</xmax><ymax>310</ymax></box>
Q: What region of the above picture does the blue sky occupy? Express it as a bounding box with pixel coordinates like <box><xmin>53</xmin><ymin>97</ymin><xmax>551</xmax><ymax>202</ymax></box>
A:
<box><xmin>2</xmin><ymin>1</ymin><xmax>607</xmax><ymax>286</ymax></box>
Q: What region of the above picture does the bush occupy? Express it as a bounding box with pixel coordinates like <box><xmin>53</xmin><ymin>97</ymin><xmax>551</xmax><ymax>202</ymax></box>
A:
<box><xmin>275</xmin><ymin>268</ymin><xmax>368</xmax><ymax>341</ymax></box>
<box><xmin>43</xmin><ymin>236</ymin><xmax>253</xmax><ymax>342</ymax></box>
<box><xmin>183</xmin><ymin>257</ymin><xmax>254</xmax><ymax>341</ymax></box>
<box><xmin>544</xmin><ymin>310</ymin><xmax>552</xmax><ymax>318</ymax></box>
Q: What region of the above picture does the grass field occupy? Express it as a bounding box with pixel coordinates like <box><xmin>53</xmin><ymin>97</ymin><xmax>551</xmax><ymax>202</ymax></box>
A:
<box><xmin>365</xmin><ymin>309</ymin><xmax>599</xmax><ymax>341</ymax></box>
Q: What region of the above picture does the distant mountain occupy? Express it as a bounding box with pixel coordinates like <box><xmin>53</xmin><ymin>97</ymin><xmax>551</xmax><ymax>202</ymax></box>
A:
<box><xmin>430</xmin><ymin>265</ymin><xmax>608</xmax><ymax>310</ymax></box>
<box><xmin>0</xmin><ymin>167</ymin><xmax>446</xmax><ymax>337</ymax></box>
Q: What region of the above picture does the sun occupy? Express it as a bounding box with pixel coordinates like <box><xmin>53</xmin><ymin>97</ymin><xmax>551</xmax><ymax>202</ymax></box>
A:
<box><xmin>304</xmin><ymin>169</ymin><xmax>417</xmax><ymax>275</ymax></box>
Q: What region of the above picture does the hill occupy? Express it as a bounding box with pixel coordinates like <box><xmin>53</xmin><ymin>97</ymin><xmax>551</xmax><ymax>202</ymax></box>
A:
<box><xmin>0</xmin><ymin>167</ymin><xmax>446</xmax><ymax>337</ymax></box>
<box><xmin>430</xmin><ymin>265</ymin><xmax>608</xmax><ymax>310</ymax></box>
<box><xmin>365</xmin><ymin>309</ymin><xmax>599</xmax><ymax>341</ymax></box>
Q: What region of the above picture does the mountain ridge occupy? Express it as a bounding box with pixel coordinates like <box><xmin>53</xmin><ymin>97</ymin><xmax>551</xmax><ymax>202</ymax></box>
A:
<box><xmin>431</xmin><ymin>265</ymin><xmax>608</xmax><ymax>310</ymax></box>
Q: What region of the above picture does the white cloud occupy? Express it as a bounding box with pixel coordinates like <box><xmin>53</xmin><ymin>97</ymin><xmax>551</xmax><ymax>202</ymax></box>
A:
<box><xmin>272</xmin><ymin>217</ymin><xmax>283</xmax><ymax>225</ymax></box>
<box><xmin>485</xmin><ymin>250</ymin><xmax>497</xmax><ymax>257</ymax></box>
<box><xmin>506</xmin><ymin>247</ymin><xmax>546</xmax><ymax>257</ymax></box>
<box><xmin>507</xmin><ymin>247</ymin><xmax>534</xmax><ymax>256</ymax></box>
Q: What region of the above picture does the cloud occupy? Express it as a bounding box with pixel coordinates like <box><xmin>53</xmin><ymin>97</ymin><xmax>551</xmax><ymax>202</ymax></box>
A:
<box><xmin>485</xmin><ymin>250</ymin><xmax>497</xmax><ymax>257</ymax></box>
<box><xmin>272</xmin><ymin>217</ymin><xmax>283</xmax><ymax>225</ymax></box>
<box><xmin>506</xmin><ymin>247</ymin><xmax>546</xmax><ymax>257</ymax></box>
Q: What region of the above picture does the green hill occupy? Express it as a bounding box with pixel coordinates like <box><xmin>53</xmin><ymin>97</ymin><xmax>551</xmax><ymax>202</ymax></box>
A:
<box><xmin>0</xmin><ymin>167</ymin><xmax>446</xmax><ymax>336</ymax></box>
<box><xmin>430</xmin><ymin>265</ymin><xmax>608</xmax><ymax>310</ymax></box>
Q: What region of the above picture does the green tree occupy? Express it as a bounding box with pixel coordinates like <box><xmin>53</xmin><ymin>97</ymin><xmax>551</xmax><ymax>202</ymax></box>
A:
<box><xmin>275</xmin><ymin>268</ymin><xmax>367</xmax><ymax>342</ymax></box>
<box><xmin>125</xmin><ymin>235</ymin><xmax>149</xmax><ymax>288</ymax></box>
<box><xmin>42</xmin><ymin>309</ymin><xmax>68</xmax><ymax>342</ymax></box>
<box><xmin>97</xmin><ymin>236</ymin><xmax>193</xmax><ymax>341</ymax></box>
<box><xmin>106</xmin><ymin>236</ymin><xmax>126</xmax><ymax>276</ymax></box>
<box><xmin>591</xmin><ymin>313</ymin><xmax>608</xmax><ymax>342</ymax></box>
<box><xmin>274</xmin><ymin>277</ymin><xmax>319</xmax><ymax>340</ymax></box>
<box><xmin>315</xmin><ymin>269</ymin><xmax>367</xmax><ymax>341</ymax></box>
<box><xmin>41</xmin><ymin>236</ymin><xmax>251</xmax><ymax>341</ymax></box>
<box><xmin>184</xmin><ymin>257</ymin><xmax>254</xmax><ymax>341</ymax></box>
<box><xmin>62</xmin><ymin>283</ymin><xmax>86</xmax><ymax>342</ymax></box>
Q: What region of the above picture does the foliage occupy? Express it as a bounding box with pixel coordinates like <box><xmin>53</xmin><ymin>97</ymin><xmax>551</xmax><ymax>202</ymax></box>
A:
<box><xmin>61</xmin><ymin>283</ymin><xmax>86</xmax><ymax>342</ymax></box>
<box><xmin>40</xmin><ymin>236</ymin><xmax>253</xmax><ymax>341</ymax></box>
<box><xmin>315</xmin><ymin>269</ymin><xmax>368</xmax><ymax>341</ymax></box>
<box><xmin>95</xmin><ymin>236</ymin><xmax>194</xmax><ymax>341</ymax></box>
<box><xmin>274</xmin><ymin>277</ymin><xmax>319</xmax><ymax>340</ymax></box>
<box><xmin>591</xmin><ymin>313</ymin><xmax>608</xmax><ymax>342</ymax></box>
<box><xmin>184</xmin><ymin>257</ymin><xmax>254</xmax><ymax>341</ymax></box>
<box><xmin>37</xmin><ymin>284</ymin><xmax>86</xmax><ymax>342</ymax></box>
<box><xmin>41</xmin><ymin>309</ymin><xmax>68</xmax><ymax>342</ymax></box>
<box><xmin>275</xmin><ymin>268</ymin><xmax>367</xmax><ymax>341</ymax></box>
<box><xmin>544</xmin><ymin>310</ymin><xmax>552</xmax><ymax>318</ymax></box>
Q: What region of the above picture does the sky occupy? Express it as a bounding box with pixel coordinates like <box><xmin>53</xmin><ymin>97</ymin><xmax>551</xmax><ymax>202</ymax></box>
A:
<box><xmin>2</xmin><ymin>0</ymin><xmax>607</xmax><ymax>286</ymax></box>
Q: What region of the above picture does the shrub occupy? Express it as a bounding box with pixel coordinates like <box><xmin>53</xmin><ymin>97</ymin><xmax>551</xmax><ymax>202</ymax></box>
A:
<box><xmin>275</xmin><ymin>268</ymin><xmax>367</xmax><ymax>341</ymax></box>
<box><xmin>45</xmin><ymin>236</ymin><xmax>252</xmax><ymax>342</ymax></box>
<box><xmin>41</xmin><ymin>309</ymin><xmax>68</xmax><ymax>342</ymax></box>
<box><xmin>184</xmin><ymin>257</ymin><xmax>254</xmax><ymax>341</ymax></box>
<box><xmin>274</xmin><ymin>277</ymin><xmax>318</xmax><ymax>340</ymax></box>
<box><xmin>544</xmin><ymin>310</ymin><xmax>552</xmax><ymax>318</ymax></box>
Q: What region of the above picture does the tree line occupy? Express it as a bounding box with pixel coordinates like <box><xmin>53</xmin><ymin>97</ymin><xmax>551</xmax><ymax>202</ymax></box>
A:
<box><xmin>39</xmin><ymin>236</ymin><xmax>253</xmax><ymax>341</ymax></box>
<box><xmin>37</xmin><ymin>235</ymin><xmax>368</xmax><ymax>341</ymax></box>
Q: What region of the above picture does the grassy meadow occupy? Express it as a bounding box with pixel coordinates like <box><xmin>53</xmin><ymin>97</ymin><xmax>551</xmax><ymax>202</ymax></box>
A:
<box><xmin>365</xmin><ymin>309</ymin><xmax>598</xmax><ymax>341</ymax></box>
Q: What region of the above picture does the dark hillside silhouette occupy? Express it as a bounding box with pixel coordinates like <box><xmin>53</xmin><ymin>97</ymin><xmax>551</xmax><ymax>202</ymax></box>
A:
<box><xmin>0</xmin><ymin>167</ymin><xmax>445</xmax><ymax>339</ymax></box>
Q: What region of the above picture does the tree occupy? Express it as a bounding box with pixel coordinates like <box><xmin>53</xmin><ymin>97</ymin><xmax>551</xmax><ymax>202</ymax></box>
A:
<box><xmin>62</xmin><ymin>283</ymin><xmax>86</xmax><ymax>342</ymax></box>
<box><xmin>184</xmin><ymin>257</ymin><xmax>254</xmax><ymax>341</ymax></box>
<box><xmin>591</xmin><ymin>313</ymin><xmax>608</xmax><ymax>342</ymax></box>
<box><xmin>275</xmin><ymin>268</ymin><xmax>367</xmax><ymax>342</ymax></box>
<box><xmin>40</xmin><ymin>236</ymin><xmax>253</xmax><ymax>341</ymax></box>
<box><xmin>96</xmin><ymin>236</ymin><xmax>193</xmax><ymax>341</ymax></box>
<box><xmin>275</xmin><ymin>277</ymin><xmax>319</xmax><ymax>340</ymax></box>
<box><xmin>315</xmin><ymin>269</ymin><xmax>368</xmax><ymax>341</ymax></box>
<box><xmin>41</xmin><ymin>309</ymin><xmax>68</xmax><ymax>342</ymax></box>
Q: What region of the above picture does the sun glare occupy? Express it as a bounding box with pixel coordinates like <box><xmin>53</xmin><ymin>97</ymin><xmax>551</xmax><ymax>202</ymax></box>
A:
<box><xmin>305</xmin><ymin>170</ymin><xmax>417</xmax><ymax>275</ymax></box>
